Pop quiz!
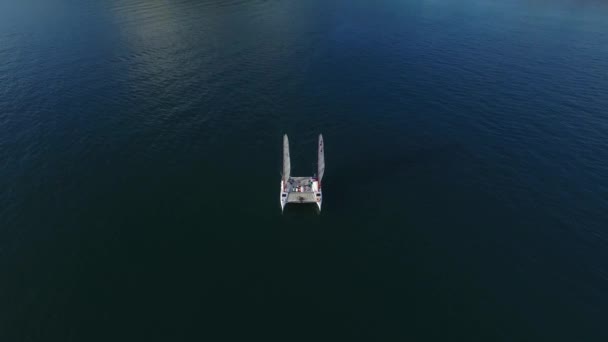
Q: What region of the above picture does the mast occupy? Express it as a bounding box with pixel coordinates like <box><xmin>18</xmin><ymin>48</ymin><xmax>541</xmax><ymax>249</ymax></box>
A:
<box><xmin>283</xmin><ymin>134</ymin><xmax>290</xmax><ymax>183</ymax></box>
<box><xmin>318</xmin><ymin>134</ymin><xmax>324</xmax><ymax>185</ymax></box>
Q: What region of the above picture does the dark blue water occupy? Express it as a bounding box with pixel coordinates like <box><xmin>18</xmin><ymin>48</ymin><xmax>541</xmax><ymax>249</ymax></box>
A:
<box><xmin>2</xmin><ymin>0</ymin><xmax>608</xmax><ymax>340</ymax></box>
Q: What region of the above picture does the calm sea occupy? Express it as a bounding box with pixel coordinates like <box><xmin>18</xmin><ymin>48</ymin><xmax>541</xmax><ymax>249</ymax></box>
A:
<box><xmin>1</xmin><ymin>0</ymin><xmax>608</xmax><ymax>340</ymax></box>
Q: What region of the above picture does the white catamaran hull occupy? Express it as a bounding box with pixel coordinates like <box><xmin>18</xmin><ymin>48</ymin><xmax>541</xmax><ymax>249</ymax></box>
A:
<box><xmin>280</xmin><ymin>180</ymin><xmax>288</xmax><ymax>211</ymax></box>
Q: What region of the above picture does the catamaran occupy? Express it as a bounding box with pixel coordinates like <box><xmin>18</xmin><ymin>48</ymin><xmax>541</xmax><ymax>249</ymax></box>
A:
<box><xmin>280</xmin><ymin>134</ymin><xmax>324</xmax><ymax>212</ymax></box>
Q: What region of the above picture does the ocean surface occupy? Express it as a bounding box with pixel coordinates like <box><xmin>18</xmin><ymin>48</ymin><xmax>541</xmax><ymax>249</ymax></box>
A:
<box><xmin>1</xmin><ymin>0</ymin><xmax>608</xmax><ymax>340</ymax></box>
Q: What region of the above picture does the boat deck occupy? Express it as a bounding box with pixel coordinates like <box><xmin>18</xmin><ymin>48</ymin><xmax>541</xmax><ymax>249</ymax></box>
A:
<box><xmin>287</xmin><ymin>192</ymin><xmax>317</xmax><ymax>203</ymax></box>
<box><xmin>285</xmin><ymin>177</ymin><xmax>316</xmax><ymax>192</ymax></box>
<box><xmin>284</xmin><ymin>177</ymin><xmax>320</xmax><ymax>203</ymax></box>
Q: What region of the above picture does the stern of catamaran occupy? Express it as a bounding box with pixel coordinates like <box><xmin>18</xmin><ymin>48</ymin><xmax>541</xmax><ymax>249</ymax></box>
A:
<box><xmin>281</xmin><ymin>176</ymin><xmax>321</xmax><ymax>211</ymax></box>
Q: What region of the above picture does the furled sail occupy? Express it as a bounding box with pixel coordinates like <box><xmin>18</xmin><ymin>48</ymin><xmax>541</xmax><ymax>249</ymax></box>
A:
<box><xmin>283</xmin><ymin>134</ymin><xmax>290</xmax><ymax>182</ymax></box>
<box><xmin>318</xmin><ymin>134</ymin><xmax>325</xmax><ymax>183</ymax></box>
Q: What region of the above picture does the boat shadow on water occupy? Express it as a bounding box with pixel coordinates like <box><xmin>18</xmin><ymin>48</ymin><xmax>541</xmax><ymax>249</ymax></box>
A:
<box><xmin>281</xmin><ymin>203</ymin><xmax>321</xmax><ymax>218</ymax></box>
